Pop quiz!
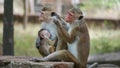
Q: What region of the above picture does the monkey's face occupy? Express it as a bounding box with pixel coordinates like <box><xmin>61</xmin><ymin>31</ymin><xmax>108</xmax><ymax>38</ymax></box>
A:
<box><xmin>65</xmin><ymin>11</ymin><xmax>75</xmax><ymax>23</ymax></box>
<box><xmin>39</xmin><ymin>11</ymin><xmax>51</xmax><ymax>22</ymax></box>
<box><xmin>65</xmin><ymin>8</ymin><xmax>84</xmax><ymax>23</ymax></box>
<box><xmin>39</xmin><ymin>30</ymin><xmax>51</xmax><ymax>39</ymax></box>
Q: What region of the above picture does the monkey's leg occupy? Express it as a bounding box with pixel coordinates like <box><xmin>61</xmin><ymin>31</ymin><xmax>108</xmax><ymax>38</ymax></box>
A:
<box><xmin>40</xmin><ymin>50</ymin><xmax>81</xmax><ymax>68</ymax></box>
<box><xmin>32</xmin><ymin>50</ymin><xmax>81</xmax><ymax>68</ymax></box>
<box><xmin>36</xmin><ymin>50</ymin><xmax>78</xmax><ymax>63</ymax></box>
<box><xmin>38</xmin><ymin>46</ymin><xmax>50</xmax><ymax>57</ymax></box>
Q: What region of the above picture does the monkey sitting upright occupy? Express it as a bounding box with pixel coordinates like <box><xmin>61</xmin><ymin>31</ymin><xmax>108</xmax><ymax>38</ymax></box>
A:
<box><xmin>32</xmin><ymin>8</ymin><xmax>90</xmax><ymax>68</ymax></box>
<box><xmin>35</xmin><ymin>6</ymin><xmax>57</xmax><ymax>57</ymax></box>
<box><xmin>35</xmin><ymin>7</ymin><xmax>68</xmax><ymax>57</ymax></box>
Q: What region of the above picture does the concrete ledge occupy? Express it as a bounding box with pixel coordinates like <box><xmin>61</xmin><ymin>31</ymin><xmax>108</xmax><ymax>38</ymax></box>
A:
<box><xmin>0</xmin><ymin>56</ymin><xmax>74</xmax><ymax>68</ymax></box>
<box><xmin>88</xmin><ymin>52</ymin><xmax>120</xmax><ymax>66</ymax></box>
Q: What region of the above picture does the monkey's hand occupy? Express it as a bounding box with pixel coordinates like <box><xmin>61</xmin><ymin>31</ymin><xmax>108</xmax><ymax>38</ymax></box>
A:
<box><xmin>49</xmin><ymin>46</ymin><xmax>55</xmax><ymax>53</ymax></box>
<box><xmin>53</xmin><ymin>19</ymin><xmax>62</xmax><ymax>28</ymax></box>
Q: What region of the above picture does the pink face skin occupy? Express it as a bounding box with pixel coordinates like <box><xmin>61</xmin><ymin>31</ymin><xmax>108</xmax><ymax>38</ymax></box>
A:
<box><xmin>65</xmin><ymin>11</ymin><xmax>75</xmax><ymax>23</ymax></box>
<box><xmin>39</xmin><ymin>30</ymin><xmax>51</xmax><ymax>39</ymax></box>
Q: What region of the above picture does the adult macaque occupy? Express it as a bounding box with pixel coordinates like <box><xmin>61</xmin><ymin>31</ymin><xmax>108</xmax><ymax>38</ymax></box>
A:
<box><xmin>36</xmin><ymin>7</ymin><xmax>68</xmax><ymax>57</ymax></box>
<box><xmin>53</xmin><ymin>8</ymin><xmax>90</xmax><ymax>68</ymax></box>
<box><xmin>33</xmin><ymin>8</ymin><xmax>90</xmax><ymax>68</ymax></box>
<box><xmin>35</xmin><ymin>6</ymin><xmax>57</xmax><ymax>57</ymax></box>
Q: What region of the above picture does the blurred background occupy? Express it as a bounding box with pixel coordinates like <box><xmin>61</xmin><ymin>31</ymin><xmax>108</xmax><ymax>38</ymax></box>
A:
<box><xmin>0</xmin><ymin>0</ymin><xmax>120</xmax><ymax>57</ymax></box>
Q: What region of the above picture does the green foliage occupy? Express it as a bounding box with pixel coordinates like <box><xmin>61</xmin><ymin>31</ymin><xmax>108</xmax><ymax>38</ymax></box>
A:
<box><xmin>14</xmin><ymin>33</ymin><xmax>40</xmax><ymax>57</ymax></box>
<box><xmin>79</xmin><ymin>0</ymin><xmax>118</xmax><ymax>10</ymax></box>
<box><xmin>13</xmin><ymin>24</ymin><xmax>41</xmax><ymax>57</ymax></box>
<box><xmin>90</xmin><ymin>37</ymin><xmax>120</xmax><ymax>54</ymax></box>
<box><xmin>0</xmin><ymin>23</ymin><xmax>41</xmax><ymax>57</ymax></box>
<box><xmin>103</xmin><ymin>20</ymin><xmax>115</xmax><ymax>29</ymax></box>
<box><xmin>104</xmin><ymin>20</ymin><xmax>109</xmax><ymax>25</ymax></box>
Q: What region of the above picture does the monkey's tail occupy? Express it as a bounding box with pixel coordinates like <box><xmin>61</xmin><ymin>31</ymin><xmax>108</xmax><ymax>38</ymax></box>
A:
<box><xmin>88</xmin><ymin>62</ymin><xmax>98</xmax><ymax>68</ymax></box>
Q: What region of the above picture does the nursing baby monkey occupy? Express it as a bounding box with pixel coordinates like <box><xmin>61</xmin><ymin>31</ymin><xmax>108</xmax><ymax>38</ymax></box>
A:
<box><xmin>37</xmin><ymin>29</ymin><xmax>56</xmax><ymax>57</ymax></box>
<box><xmin>34</xmin><ymin>8</ymin><xmax>90</xmax><ymax>68</ymax></box>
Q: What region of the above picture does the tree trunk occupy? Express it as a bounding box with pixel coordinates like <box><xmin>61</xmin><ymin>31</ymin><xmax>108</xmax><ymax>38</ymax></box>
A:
<box><xmin>3</xmin><ymin>0</ymin><xmax>14</xmax><ymax>55</ymax></box>
<box><xmin>23</xmin><ymin>0</ymin><xmax>28</xmax><ymax>29</ymax></box>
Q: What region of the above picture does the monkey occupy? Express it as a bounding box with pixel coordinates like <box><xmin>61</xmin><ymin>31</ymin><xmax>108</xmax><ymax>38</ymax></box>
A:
<box><xmin>54</xmin><ymin>8</ymin><xmax>90</xmax><ymax>68</ymax></box>
<box><xmin>32</xmin><ymin>8</ymin><xmax>90</xmax><ymax>68</ymax></box>
<box><xmin>35</xmin><ymin>7</ymin><xmax>68</xmax><ymax>57</ymax></box>
<box><xmin>35</xmin><ymin>6</ymin><xmax>58</xmax><ymax>57</ymax></box>
<box><xmin>36</xmin><ymin>29</ymin><xmax>56</xmax><ymax>57</ymax></box>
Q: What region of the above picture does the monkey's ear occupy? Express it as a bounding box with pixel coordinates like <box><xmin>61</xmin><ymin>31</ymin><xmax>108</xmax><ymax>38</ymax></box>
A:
<box><xmin>78</xmin><ymin>16</ymin><xmax>83</xmax><ymax>20</ymax></box>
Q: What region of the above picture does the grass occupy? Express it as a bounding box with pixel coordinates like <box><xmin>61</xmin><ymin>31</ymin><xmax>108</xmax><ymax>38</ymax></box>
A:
<box><xmin>14</xmin><ymin>23</ymin><xmax>41</xmax><ymax>57</ymax></box>
<box><xmin>89</xmin><ymin>28</ymin><xmax>120</xmax><ymax>54</ymax></box>
<box><xmin>91</xmin><ymin>37</ymin><xmax>120</xmax><ymax>54</ymax></box>
<box><xmin>0</xmin><ymin>23</ymin><xmax>120</xmax><ymax>56</ymax></box>
<box><xmin>0</xmin><ymin>22</ymin><xmax>41</xmax><ymax>57</ymax></box>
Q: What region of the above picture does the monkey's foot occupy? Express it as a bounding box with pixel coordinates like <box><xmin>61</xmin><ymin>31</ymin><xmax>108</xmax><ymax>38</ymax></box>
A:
<box><xmin>29</xmin><ymin>58</ymin><xmax>45</xmax><ymax>62</ymax></box>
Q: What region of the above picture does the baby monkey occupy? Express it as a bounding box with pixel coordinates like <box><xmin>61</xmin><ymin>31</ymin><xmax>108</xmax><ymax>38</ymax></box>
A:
<box><xmin>37</xmin><ymin>29</ymin><xmax>56</xmax><ymax>57</ymax></box>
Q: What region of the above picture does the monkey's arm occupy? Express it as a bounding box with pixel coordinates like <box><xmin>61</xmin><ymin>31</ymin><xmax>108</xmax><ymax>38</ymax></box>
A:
<box><xmin>47</xmin><ymin>38</ymin><xmax>55</xmax><ymax>53</ymax></box>
<box><xmin>38</xmin><ymin>39</ymin><xmax>51</xmax><ymax>57</ymax></box>
<box><xmin>51</xmin><ymin>12</ymin><xmax>69</xmax><ymax>30</ymax></box>
<box><xmin>77</xmin><ymin>21</ymin><xmax>90</xmax><ymax>66</ymax></box>
<box><xmin>54</xmin><ymin>20</ymin><xmax>76</xmax><ymax>43</ymax></box>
